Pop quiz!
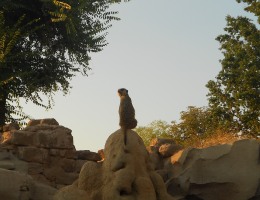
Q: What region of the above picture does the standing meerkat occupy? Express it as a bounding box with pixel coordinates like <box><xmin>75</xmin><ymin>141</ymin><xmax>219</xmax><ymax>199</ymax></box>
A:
<box><xmin>118</xmin><ymin>88</ymin><xmax>137</xmax><ymax>145</ymax></box>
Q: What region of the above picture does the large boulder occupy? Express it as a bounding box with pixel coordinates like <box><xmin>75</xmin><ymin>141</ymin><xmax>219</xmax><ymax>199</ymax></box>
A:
<box><xmin>54</xmin><ymin>129</ymin><xmax>175</xmax><ymax>200</ymax></box>
<box><xmin>166</xmin><ymin>139</ymin><xmax>260</xmax><ymax>200</ymax></box>
<box><xmin>0</xmin><ymin>168</ymin><xmax>56</xmax><ymax>200</ymax></box>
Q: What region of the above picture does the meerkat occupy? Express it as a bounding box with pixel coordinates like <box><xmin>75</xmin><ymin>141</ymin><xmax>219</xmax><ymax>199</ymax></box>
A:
<box><xmin>118</xmin><ymin>88</ymin><xmax>137</xmax><ymax>145</ymax></box>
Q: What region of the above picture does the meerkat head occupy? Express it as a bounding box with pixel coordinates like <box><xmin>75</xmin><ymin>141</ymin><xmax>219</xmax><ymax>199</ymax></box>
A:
<box><xmin>118</xmin><ymin>88</ymin><xmax>128</xmax><ymax>97</ymax></box>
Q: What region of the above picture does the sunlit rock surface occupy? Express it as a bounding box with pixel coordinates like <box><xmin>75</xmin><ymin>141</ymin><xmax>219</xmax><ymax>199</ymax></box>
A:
<box><xmin>152</xmin><ymin>139</ymin><xmax>260</xmax><ymax>200</ymax></box>
<box><xmin>54</xmin><ymin>129</ymin><xmax>175</xmax><ymax>200</ymax></box>
<box><xmin>0</xmin><ymin>119</ymin><xmax>101</xmax><ymax>200</ymax></box>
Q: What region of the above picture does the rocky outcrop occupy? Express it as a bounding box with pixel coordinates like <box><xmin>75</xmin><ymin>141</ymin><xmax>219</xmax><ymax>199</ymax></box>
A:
<box><xmin>147</xmin><ymin>138</ymin><xmax>183</xmax><ymax>181</ymax></box>
<box><xmin>54</xmin><ymin>129</ymin><xmax>175</xmax><ymax>200</ymax></box>
<box><xmin>2</xmin><ymin>119</ymin><xmax>260</xmax><ymax>200</ymax></box>
<box><xmin>0</xmin><ymin>168</ymin><xmax>56</xmax><ymax>200</ymax></box>
<box><xmin>0</xmin><ymin>119</ymin><xmax>101</xmax><ymax>200</ymax></box>
<box><xmin>150</xmin><ymin>138</ymin><xmax>260</xmax><ymax>200</ymax></box>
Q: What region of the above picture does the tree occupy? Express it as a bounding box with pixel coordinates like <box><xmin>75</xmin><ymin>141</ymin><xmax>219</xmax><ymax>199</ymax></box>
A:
<box><xmin>136</xmin><ymin>107</ymin><xmax>219</xmax><ymax>147</ymax></box>
<box><xmin>135</xmin><ymin>120</ymin><xmax>172</xmax><ymax>146</ymax></box>
<box><xmin>171</xmin><ymin>106</ymin><xmax>218</xmax><ymax>142</ymax></box>
<box><xmin>206</xmin><ymin>0</ymin><xmax>260</xmax><ymax>137</ymax></box>
<box><xmin>0</xmin><ymin>0</ymin><xmax>127</xmax><ymax>126</ymax></box>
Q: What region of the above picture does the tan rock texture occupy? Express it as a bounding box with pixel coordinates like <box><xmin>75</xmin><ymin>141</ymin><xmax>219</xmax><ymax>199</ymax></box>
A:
<box><xmin>54</xmin><ymin>129</ymin><xmax>175</xmax><ymax>200</ymax></box>
<box><xmin>161</xmin><ymin>139</ymin><xmax>260</xmax><ymax>200</ymax></box>
<box><xmin>3</xmin><ymin>119</ymin><xmax>260</xmax><ymax>200</ymax></box>
<box><xmin>0</xmin><ymin>119</ymin><xmax>101</xmax><ymax>191</ymax></box>
<box><xmin>0</xmin><ymin>168</ymin><xmax>57</xmax><ymax>200</ymax></box>
<box><xmin>147</xmin><ymin>138</ymin><xmax>183</xmax><ymax>171</ymax></box>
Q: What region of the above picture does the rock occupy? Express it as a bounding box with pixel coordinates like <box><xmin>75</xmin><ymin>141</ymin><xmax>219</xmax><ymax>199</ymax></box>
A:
<box><xmin>149</xmin><ymin>151</ymin><xmax>164</xmax><ymax>170</ymax></box>
<box><xmin>147</xmin><ymin>145</ymin><xmax>158</xmax><ymax>153</ymax></box>
<box><xmin>0</xmin><ymin>120</ymin><xmax>101</xmax><ymax>191</ymax></box>
<box><xmin>4</xmin><ymin>125</ymin><xmax>74</xmax><ymax>149</ymax></box>
<box><xmin>54</xmin><ymin>129</ymin><xmax>175</xmax><ymax>200</ymax></box>
<box><xmin>75</xmin><ymin>160</ymin><xmax>88</xmax><ymax>173</ymax></box>
<box><xmin>31</xmin><ymin>174</ymin><xmax>52</xmax><ymax>186</ymax></box>
<box><xmin>33</xmin><ymin>182</ymin><xmax>58</xmax><ymax>200</ymax></box>
<box><xmin>98</xmin><ymin>149</ymin><xmax>105</xmax><ymax>160</ymax></box>
<box><xmin>0</xmin><ymin>149</ymin><xmax>28</xmax><ymax>173</ymax></box>
<box><xmin>156</xmin><ymin>169</ymin><xmax>169</xmax><ymax>182</ymax></box>
<box><xmin>166</xmin><ymin>139</ymin><xmax>260</xmax><ymax>200</ymax></box>
<box><xmin>0</xmin><ymin>168</ymin><xmax>56</xmax><ymax>200</ymax></box>
<box><xmin>77</xmin><ymin>150</ymin><xmax>101</xmax><ymax>161</ymax></box>
<box><xmin>2</xmin><ymin>130</ymin><xmax>34</xmax><ymax>146</ymax></box>
<box><xmin>28</xmin><ymin>163</ymin><xmax>44</xmax><ymax>175</ymax></box>
<box><xmin>159</xmin><ymin>143</ymin><xmax>182</xmax><ymax>158</ymax></box>
<box><xmin>3</xmin><ymin>122</ymin><xmax>20</xmax><ymax>132</ymax></box>
<box><xmin>147</xmin><ymin>138</ymin><xmax>182</xmax><ymax>170</ymax></box>
<box><xmin>27</xmin><ymin>118</ymin><xmax>59</xmax><ymax>126</ymax></box>
<box><xmin>0</xmin><ymin>169</ymin><xmax>32</xmax><ymax>200</ymax></box>
<box><xmin>50</xmin><ymin>149</ymin><xmax>77</xmax><ymax>159</ymax></box>
<box><xmin>0</xmin><ymin>160</ymin><xmax>15</xmax><ymax>170</ymax></box>
<box><xmin>54</xmin><ymin>182</ymin><xmax>91</xmax><ymax>200</ymax></box>
<box><xmin>0</xmin><ymin>150</ymin><xmax>11</xmax><ymax>160</ymax></box>
<box><xmin>18</xmin><ymin>146</ymin><xmax>49</xmax><ymax>163</ymax></box>
<box><xmin>60</xmin><ymin>158</ymin><xmax>76</xmax><ymax>173</ymax></box>
<box><xmin>27</xmin><ymin>119</ymin><xmax>42</xmax><ymax>126</ymax></box>
<box><xmin>44</xmin><ymin>166</ymin><xmax>78</xmax><ymax>185</ymax></box>
<box><xmin>150</xmin><ymin>138</ymin><xmax>176</xmax><ymax>148</ymax></box>
<box><xmin>77</xmin><ymin>161</ymin><xmax>103</xmax><ymax>196</ymax></box>
<box><xmin>1</xmin><ymin>131</ymin><xmax>12</xmax><ymax>143</ymax></box>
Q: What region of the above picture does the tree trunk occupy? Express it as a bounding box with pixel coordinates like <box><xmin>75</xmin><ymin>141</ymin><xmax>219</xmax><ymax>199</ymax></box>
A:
<box><xmin>0</xmin><ymin>87</ymin><xmax>7</xmax><ymax>128</ymax></box>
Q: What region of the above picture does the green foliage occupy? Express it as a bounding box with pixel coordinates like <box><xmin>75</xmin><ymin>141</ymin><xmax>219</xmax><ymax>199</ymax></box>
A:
<box><xmin>0</xmin><ymin>11</ymin><xmax>37</xmax><ymax>125</ymax></box>
<box><xmin>136</xmin><ymin>107</ymin><xmax>220</xmax><ymax>147</ymax></box>
<box><xmin>236</xmin><ymin>0</ymin><xmax>260</xmax><ymax>23</ymax></box>
<box><xmin>171</xmin><ymin>106</ymin><xmax>219</xmax><ymax>144</ymax></box>
<box><xmin>135</xmin><ymin>120</ymin><xmax>172</xmax><ymax>146</ymax></box>
<box><xmin>206</xmin><ymin>1</ymin><xmax>260</xmax><ymax>137</ymax></box>
<box><xmin>0</xmin><ymin>0</ymin><xmax>126</xmax><ymax>126</ymax></box>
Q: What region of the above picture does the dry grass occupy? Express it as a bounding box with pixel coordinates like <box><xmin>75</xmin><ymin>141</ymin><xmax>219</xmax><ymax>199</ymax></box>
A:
<box><xmin>184</xmin><ymin>130</ymin><xmax>253</xmax><ymax>149</ymax></box>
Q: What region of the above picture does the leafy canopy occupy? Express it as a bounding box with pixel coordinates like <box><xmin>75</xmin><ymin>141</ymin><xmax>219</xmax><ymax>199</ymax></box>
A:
<box><xmin>135</xmin><ymin>120</ymin><xmax>172</xmax><ymax>146</ymax></box>
<box><xmin>171</xmin><ymin>106</ymin><xmax>219</xmax><ymax>142</ymax></box>
<box><xmin>0</xmin><ymin>0</ymin><xmax>127</xmax><ymax>126</ymax></box>
<box><xmin>206</xmin><ymin>0</ymin><xmax>260</xmax><ymax>136</ymax></box>
<box><xmin>136</xmin><ymin>107</ymin><xmax>218</xmax><ymax>147</ymax></box>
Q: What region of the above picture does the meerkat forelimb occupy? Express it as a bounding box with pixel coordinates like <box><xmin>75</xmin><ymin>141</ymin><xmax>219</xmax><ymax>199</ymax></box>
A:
<box><xmin>118</xmin><ymin>88</ymin><xmax>137</xmax><ymax>145</ymax></box>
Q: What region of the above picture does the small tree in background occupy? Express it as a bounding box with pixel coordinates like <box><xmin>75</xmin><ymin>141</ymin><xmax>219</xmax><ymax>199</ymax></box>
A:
<box><xmin>206</xmin><ymin>0</ymin><xmax>260</xmax><ymax>137</ymax></box>
<box><xmin>135</xmin><ymin>120</ymin><xmax>172</xmax><ymax>146</ymax></box>
<box><xmin>136</xmin><ymin>107</ymin><xmax>220</xmax><ymax>147</ymax></box>
<box><xmin>171</xmin><ymin>106</ymin><xmax>219</xmax><ymax>145</ymax></box>
<box><xmin>136</xmin><ymin>106</ymin><xmax>243</xmax><ymax>148</ymax></box>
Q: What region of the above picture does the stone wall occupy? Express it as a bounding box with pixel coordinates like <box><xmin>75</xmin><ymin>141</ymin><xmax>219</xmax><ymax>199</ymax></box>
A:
<box><xmin>0</xmin><ymin>119</ymin><xmax>101</xmax><ymax>192</ymax></box>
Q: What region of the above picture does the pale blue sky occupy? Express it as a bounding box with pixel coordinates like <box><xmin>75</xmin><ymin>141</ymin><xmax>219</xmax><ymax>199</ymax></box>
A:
<box><xmin>22</xmin><ymin>0</ymin><xmax>251</xmax><ymax>151</ymax></box>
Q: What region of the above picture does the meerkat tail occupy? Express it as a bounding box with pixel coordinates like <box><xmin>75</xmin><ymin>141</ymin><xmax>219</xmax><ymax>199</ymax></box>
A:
<box><xmin>124</xmin><ymin>128</ymin><xmax>127</xmax><ymax>145</ymax></box>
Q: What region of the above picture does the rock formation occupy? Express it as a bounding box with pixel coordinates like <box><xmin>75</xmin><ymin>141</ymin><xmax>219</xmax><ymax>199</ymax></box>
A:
<box><xmin>148</xmin><ymin>138</ymin><xmax>260</xmax><ymax>200</ymax></box>
<box><xmin>0</xmin><ymin>119</ymin><xmax>101</xmax><ymax>200</ymax></box>
<box><xmin>2</xmin><ymin>119</ymin><xmax>260</xmax><ymax>200</ymax></box>
<box><xmin>0</xmin><ymin>168</ymin><xmax>56</xmax><ymax>200</ymax></box>
<box><xmin>54</xmin><ymin>129</ymin><xmax>175</xmax><ymax>200</ymax></box>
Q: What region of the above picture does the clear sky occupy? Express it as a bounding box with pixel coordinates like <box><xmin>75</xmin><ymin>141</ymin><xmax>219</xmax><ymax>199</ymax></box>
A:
<box><xmin>21</xmin><ymin>0</ymin><xmax>251</xmax><ymax>152</ymax></box>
